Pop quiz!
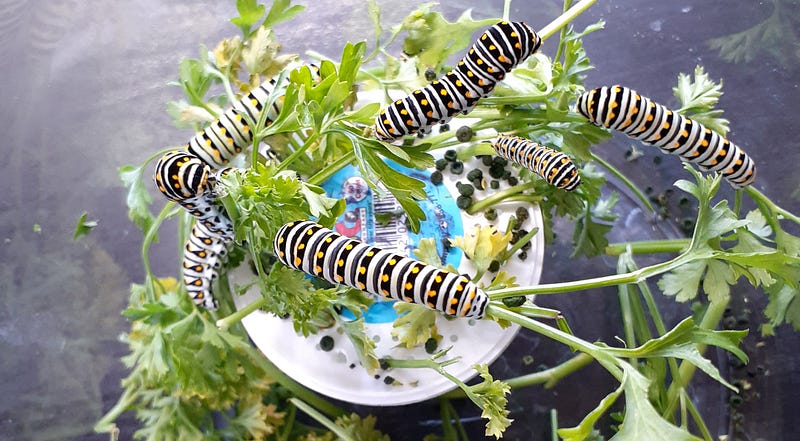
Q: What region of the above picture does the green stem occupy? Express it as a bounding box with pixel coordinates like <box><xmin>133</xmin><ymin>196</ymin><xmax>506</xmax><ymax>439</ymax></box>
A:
<box><xmin>591</xmin><ymin>152</ymin><xmax>655</xmax><ymax>213</ymax></box>
<box><xmin>94</xmin><ymin>386</ymin><xmax>140</xmax><ymax>433</ymax></box>
<box><xmin>605</xmin><ymin>239</ymin><xmax>691</xmax><ymax>256</ymax></box>
<box><xmin>682</xmin><ymin>389</ymin><xmax>714</xmax><ymax>441</ymax></box>
<box><xmin>306</xmin><ymin>150</ymin><xmax>356</xmax><ymax>185</ymax></box>
<box><xmin>550</xmin><ymin>409</ymin><xmax>559</xmax><ymax>441</ymax></box>
<box><xmin>617</xmin><ymin>257</ymin><xmax>638</xmax><ymax>365</ymax></box>
<box><xmin>141</xmin><ymin>203</ymin><xmax>177</xmax><ymax>285</ymax></box>
<box><xmin>488</xmin><ymin>252</ymin><xmax>695</xmax><ymax>298</ymax></box>
<box><xmin>216</xmin><ymin>295</ymin><xmax>268</xmax><ymax>331</ymax></box>
<box><xmin>745</xmin><ymin>186</ymin><xmax>800</xmax><ymax>225</ymax></box>
<box><xmin>466</xmin><ymin>181</ymin><xmax>539</xmax><ymax>214</ymax></box>
<box><xmin>276</xmin><ymin>132</ymin><xmax>320</xmax><ymax>172</ymax></box>
<box><xmin>487</xmin><ymin>303</ymin><xmax>622</xmax><ymax>379</ymax></box>
<box><xmin>552</xmin><ymin>0</ymin><xmax>573</xmax><ymax>62</ymax></box>
<box><xmin>663</xmin><ymin>297</ymin><xmax>729</xmax><ymax>418</ymax></box>
<box><xmin>442</xmin><ymin>353</ymin><xmax>593</xmax><ymax>399</ymax></box>
<box><xmin>290</xmin><ymin>398</ymin><xmax>352</xmax><ymax>440</ymax></box>
<box><xmin>542</xmin><ymin>0</ymin><xmax>598</xmax><ymax>41</ymax></box>
<box><xmin>455</xmin><ymin>142</ymin><xmax>496</xmax><ymax>160</ymax></box>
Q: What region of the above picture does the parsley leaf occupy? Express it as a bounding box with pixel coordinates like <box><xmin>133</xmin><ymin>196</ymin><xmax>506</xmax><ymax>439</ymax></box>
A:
<box><xmin>73</xmin><ymin>211</ymin><xmax>98</xmax><ymax>240</ymax></box>
<box><xmin>673</xmin><ymin>65</ymin><xmax>729</xmax><ymax>135</ymax></box>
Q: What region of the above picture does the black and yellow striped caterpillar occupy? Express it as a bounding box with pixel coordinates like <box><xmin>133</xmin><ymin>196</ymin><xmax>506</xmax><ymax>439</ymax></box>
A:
<box><xmin>490</xmin><ymin>135</ymin><xmax>581</xmax><ymax>191</ymax></box>
<box><xmin>182</xmin><ymin>222</ymin><xmax>229</xmax><ymax>309</ymax></box>
<box><xmin>185</xmin><ymin>79</ymin><xmax>284</xmax><ymax>169</ymax></box>
<box><xmin>374</xmin><ymin>21</ymin><xmax>541</xmax><ymax>140</ymax></box>
<box><xmin>274</xmin><ymin>220</ymin><xmax>489</xmax><ymax>319</ymax></box>
<box><xmin>576</xmin><ymin>85</ymin><xmax>756</xmax><ymax>189</ymax></box>
<box><xmin>154</xmin><ymin>150</ymin><xmax>235</xmax><ymax>241</ymax></box>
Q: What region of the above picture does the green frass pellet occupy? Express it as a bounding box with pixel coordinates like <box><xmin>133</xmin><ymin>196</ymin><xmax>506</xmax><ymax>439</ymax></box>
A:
<box><xmin>379</xmin><ymin>359</ymin><xmax>390</xmax><ymax>370</ymax></box>
<box><xmin>424</xmin><ymin>338</ymin><xmax>438</xmax><ymax>354</ymax></box>
<box><xmin>424</xmin><ymin>67</ymin><xmax>436</xmax><ymax>81</ymax></box>
<box><xmin>320</xmin><ymin>335</ymin><xmax>335</xmax><ymax>351</ymax></box>
<box><xmin>430</xmin><ymin>171</ymin><xmax>444</xmax><ymax>185</ymax></box>
<box><xmin>489</xmin><ymin>164</ymin><xmax>505</xmax><ymax>179</ymax></box>
<box><xmin>458</xmin><ymin>183</ymin><xmax>474</xmax><ymax>197</ymax></box>
<box><xmin>466</xmin><ymin>169</ymin><xmax>483</xmax><ymax>181</ymax></box>
<box><xmin>484</xmin><ymin>208</ymin><xmax>498</xmax><ymax>221</ymax></box>
<box><xmin>450</xmin><ymin>161</ymin><xmax>464</xmax><ymax>174</ymax></box>
<box><xmin>492</xmin><ymin>156</ymin><xmax>508</xmax><ymax>167</ymax></box>
<box><xmin>518</xmin><ymin>250</ymin><xmax>528</xmax><ymax>261</ymax></box>
<box><xmin>481</xmin><ymin>155</ymin><xmax>494</xmax><ymax>166</ymax></box>
<box><xmin>383</xmin><ymin>375</ymin><xmax>396</xmax><ymax>385</ymax></box>
<box><xmin>456</xmin><ymin>195</ymin><xmax>472</xmax><ymax>209</ymax></box>
<box><xmin>488</xmin><ymin>259</ymin><xmax>500</xmax><ymax>272</ymax></box>
<box><xmin>435</xmin><ymin>158</ymin><xmax>448</xmax><ymax>171</ymax></box>
<box><xmin>456</xmin><ymin>125</ymin><xmax>473</xmax><ymax>142</ymax></box>
<box><xmin>507</xmin><ymin>176</ymin><xmax>519</xmax><ymax>186</ymax></box>
<box><xmin>444</xmin><ymin>149</ymin><xmax>458</xmax><ymax>162</ymax></box>
<box><xmin>515</xmin><ymin>207</ymin><xmax>529</xmax><ymax>222</ymax></box>
<box><xmin>502</xmin><ymin>296</ymin><xmax>526</xmax><ymax>307</ymax></box>
<box><xmin>471</xmin><ymin>178</ymin><xmax>484</xmax><ymax>190</ymax></box>
<box><xmin>439</xmin><ymin>123</ymin><xmax>450</xmax><ymax>133</ymax></box>
<box><xmin>490</xmin><ymin>180</ymin><xmax>500</xmax><ymax>190</ymax></box>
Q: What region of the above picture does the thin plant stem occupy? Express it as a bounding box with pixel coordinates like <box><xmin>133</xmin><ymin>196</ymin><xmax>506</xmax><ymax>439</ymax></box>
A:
<box><xmin>605</xmin><ymin>239</ymin><xmax>691</xmax><ymax>256</ymax></box>
<box><xmin>216</xmin><ymin>295</ymin><xmax>268</xmax><ymax>331</ymax></box>
<box><xmin>306</xmin><ymin>150</ymin><xmax>356</xmax><ymax>185</ymax></box>
<box><xmin>466</xmin><ymin>181</ymin><xmax>539</xmax><ymax>214</ymax></box>
<box><xmin>662</xmin><ymin>298</ymin><xmax>729</xmax><ymax>418</ymax></box>
<box><xmin>276</xmin><ymin>132</ymin><xmax>321</xmax><ymax>172</ymax></box>
<box><xmin>290</xmin><ymin>398</ymin><xmax>353</xmax><ymax>440</ymax></box>
<box><xmin>542</xmin><ymin>0</ymin><xmax>598</xmax><ymax>42</ymax></box>
<box><xmin>486</xmin><ymin>303</ymin><xmax>623</xmax><ymax>380</ymax></box>
<box><xmin>682</xmin><ymin>389</ymin><xmax>714</xmax><ymax>441</ymax></box>
<box><xmin>442</xmin><ymin>353</ymin><xmax>593</xmax><ymax>399</ymax></box>
<box><xmin>488</xmin><ymin>251</ymin><xmax>695</xmax><ymax>298</ymax></box>
<box><xmin>746</xmin><ymin>186</ymin><xmax>800</xmax><ymax>225</ymax></box>
<box><xmin>591</xmin><ymin>152</ymin><xmax>655</xmax><ymax>213</ymax></box>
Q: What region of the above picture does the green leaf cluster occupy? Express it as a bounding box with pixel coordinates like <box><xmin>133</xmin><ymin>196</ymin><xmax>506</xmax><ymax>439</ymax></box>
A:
<box><xmin>97</xmin><ymin>280</ymin><xmax>285</xmax><ymax>439</ymax></box>
<box><xmin>657</xmin><ymin>167</ymin><xmax>800</xmax><ymax>332</ymax></box>
<box><xmin>673</xmin><ymin>65</ymin><xmax>729</xmax><ymax>134</ymax></box>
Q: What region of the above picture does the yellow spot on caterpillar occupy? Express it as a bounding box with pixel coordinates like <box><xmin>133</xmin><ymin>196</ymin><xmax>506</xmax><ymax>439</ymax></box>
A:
<box><xmin>317</xmin><ymin>251</ymin><xmax>324</xmax><ymax>258</ymax></box>
<box><xmin>294</xmin><ymin>257</ymin><xmax>301</xmax><ymax>266</ymax></box>
<box><xmin>404</xmin><ymin>282</ymin><xmax>413</xmax><ymax>290</ymax></box>
<box><xmin>427</xmin><ymin>290</ymin><xmax>437</xmax><ymax>297</ymax></box>
<box><xmin>298</xmin><ymin>243</ymin><xmax>305</xmax><ymax>250</ymax></box>
<box><xmin>359</xmin><ymin>267</ymin><xmax>366</xmax><ymax>274</ymax></box>
<box><xmin>435</xmin><ymin>275</ymin><xmax>442</xmax><ymax>283</ymax></box>
<box><xmin>411</xmin><ymin>266</ymin><xmax>420</xmax><ymax>274</ymax></box>
<box><xmin>389</xmin><ymin>259</ymin><xmax>396</xmax><ymax>265</ymax></box>
<box><xmin>381</xmin><ymin>274</ymin><xmax>389</xmax><ymax>282</ymax></box>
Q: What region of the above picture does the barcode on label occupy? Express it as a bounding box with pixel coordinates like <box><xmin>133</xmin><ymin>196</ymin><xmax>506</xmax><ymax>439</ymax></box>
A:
<box><xmin>372</xmin><ymin>194</ymin><xmax>408</xmax><ymax>255</ymax></box>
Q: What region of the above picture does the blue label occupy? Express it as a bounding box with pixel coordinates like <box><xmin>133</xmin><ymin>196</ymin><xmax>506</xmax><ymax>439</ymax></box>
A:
<box><xmin>321</xmin><ymin>162</ymin><xmax>463</xmax><ymax>323</ymax></box>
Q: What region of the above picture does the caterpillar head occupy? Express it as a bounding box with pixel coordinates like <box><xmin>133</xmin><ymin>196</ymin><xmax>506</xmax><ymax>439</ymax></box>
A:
<box><xmin>154</xmin><ymin>150</ymin><xmax>212</xmax><ymax>202</ymax></box>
